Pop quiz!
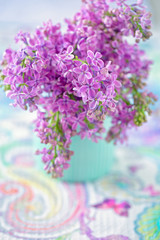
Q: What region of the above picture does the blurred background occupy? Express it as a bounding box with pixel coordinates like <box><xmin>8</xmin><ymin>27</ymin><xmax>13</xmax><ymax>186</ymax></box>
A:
<box><xmin>0</xmin><ymin>0</ymin><xmax>159</xmax><ymax>53</ymax></box>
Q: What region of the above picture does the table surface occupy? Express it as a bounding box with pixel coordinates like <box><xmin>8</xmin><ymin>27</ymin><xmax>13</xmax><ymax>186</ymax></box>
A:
<box><xmin>0</xmin><ymin>2</ymin><xmax>160</xmax><ymax>239</ymax></box>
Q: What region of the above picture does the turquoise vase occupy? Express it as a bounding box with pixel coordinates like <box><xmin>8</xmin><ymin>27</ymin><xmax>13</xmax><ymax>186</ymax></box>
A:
<box><xmin>34</xmin><ymin>118</ymin><xmax>115</xmax><ymax>182</ymax></box>
<box><xmin>62</xmin><ymin>118</ymin><xmax>114</xmax><ymax>182</ymax></box>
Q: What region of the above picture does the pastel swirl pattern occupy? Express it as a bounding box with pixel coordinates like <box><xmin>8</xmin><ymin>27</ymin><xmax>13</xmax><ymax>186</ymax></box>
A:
<box><xmin>135</xmin><ymin>204</ymin><xmax>160</xmax><ymax>240</ymax></box>
<box><xmin>0</xmin><ymin>167</ymin><xmax>86</xmax><ymax>239</ymax></box>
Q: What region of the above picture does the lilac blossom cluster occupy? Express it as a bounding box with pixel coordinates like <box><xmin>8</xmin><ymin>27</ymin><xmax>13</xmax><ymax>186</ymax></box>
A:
<box><xmin>0</xmin><ymin>0</ymin><xmax>157</xmax><ymax>177</ymax></box>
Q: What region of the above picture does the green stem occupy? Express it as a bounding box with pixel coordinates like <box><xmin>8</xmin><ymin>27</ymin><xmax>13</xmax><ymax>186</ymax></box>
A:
<box><xmin>54</xmin><ymin>145</ymin><xmax>57</xmax><ymax>158</ymax></box>
<box><xmin>115</xmin><ymin>90</ymin><xmax>130</xmax><ymax>106</ymax></box>
<box><xmin>72</xmin><ymin>56</ymin><xmax>87</xmax><ymax>64</ymax></box>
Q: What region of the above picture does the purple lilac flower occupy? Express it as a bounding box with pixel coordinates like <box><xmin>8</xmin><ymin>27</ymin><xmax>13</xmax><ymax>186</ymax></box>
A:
<box><xmin>58</xmin><ymin>96</ymin><xmax>75</xmax><ymax>113</ymax></box>
<box><xmin>0</xmin><ymin>0</ymin><xmax>156</xmax><ymax>178</ymax></box>
<box><xmin>62</xmin><ymin>45</ymin><xmax>74</xmax><ymax>60</ymax></box>
<box><xmin>70</xmin><ymin>113</ymin><xmax>86</xmax><ymax>130</ymax></box>
<box><xmin>79</xmin><ymin>78</ymin><xmax>100</xmax><ymax>103</ymax></box>
<box><xmin>87</xmin><ymin>50</ymin><xmax>104</xmax><ymax>68</ymax></box>
<box><xmin>3</xmin><ymin>65</ymin><xmax>23</xmax><ymax>85</ymax></box>
<box><xmin>73</xmin><ymin>64</ymin><xmax>92</xmax><ymax>84</ymax></box>
<box><xmin>89</xmin><ymin>91</ymin><xmax>105</xmax><ymax>110</ymax></box>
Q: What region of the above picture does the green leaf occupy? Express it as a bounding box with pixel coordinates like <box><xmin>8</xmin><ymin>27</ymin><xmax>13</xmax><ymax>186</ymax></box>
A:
<box><xmin>4</xmin><ymin>85</ymin><xmax>11</xmax><ymax>91</ymax></box>
<box><xmin>19</xmin><ymin>83</ymin><xmax>29</xmax><ymax>88</ymax></box>
<box><xmin>114</xmin><ymin>93</ymin><xmax>130</xmax><ymax>106</ymax></box>
<box><xmin>84</xmin><ymin>117</ymin><xmax>95</xmax><ymax>129</ymax></box>
<box><xmin>72</xmin><ymin>56</ymin><xmax>87</xmax><ymax>64</ymax></box>
<box><xmin>0</xmin><ymin>74</ymin><xmax>6</xmax><ymax>81</ymax></box>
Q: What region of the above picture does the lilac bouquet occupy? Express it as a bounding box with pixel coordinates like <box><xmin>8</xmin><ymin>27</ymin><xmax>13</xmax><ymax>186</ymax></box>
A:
<box><xmin>0</xmin><ymin>0</ymin><xmax>157</xmax><ymax>178</ymax></box>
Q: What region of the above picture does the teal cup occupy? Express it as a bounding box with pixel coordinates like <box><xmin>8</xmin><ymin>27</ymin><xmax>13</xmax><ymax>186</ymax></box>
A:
<box><xmin>62</xmin><ymin>135</ymin><xmax>114</xmax><ymax>182</ymax></box>
<box><xmin>62</xmin><ymin>118</ymin><xmax>114</xmax><ymax>182</ymax></box>
<box><xmin>34</xmin><ymin>118</ymin><xmax>115</xmax><ymax>182</ymax></box>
